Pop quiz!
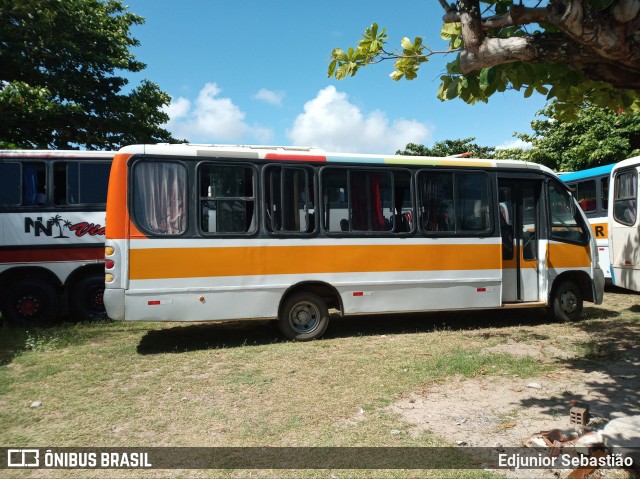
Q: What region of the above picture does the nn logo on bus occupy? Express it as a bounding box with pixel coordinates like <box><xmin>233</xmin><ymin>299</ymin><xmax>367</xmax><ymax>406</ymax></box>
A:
<box><xmin>24</xmin><ymin>216</ymin><xmax>105</xmax><ymax>238</ymax></box>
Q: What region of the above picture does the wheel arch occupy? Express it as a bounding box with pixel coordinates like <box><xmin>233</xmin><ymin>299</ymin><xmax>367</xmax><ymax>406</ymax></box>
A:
<box><xmin>278</xmin><ymin>281</ymin><xmax>343</xmax><ymax>318</ymax></box>
<box><xmin>0</xmin><ymin>266</ymin><xmax>62</xmax><ymax>291</ymax></box>
<box><xmin>549</xmin><ymin>270</ymin><xmax>594</xmax><ymax>305</ymax></box>
<box><xmin>64</xmin><ymin>263</ymin><xmax>104</xmax><ymax>291</ymax></box>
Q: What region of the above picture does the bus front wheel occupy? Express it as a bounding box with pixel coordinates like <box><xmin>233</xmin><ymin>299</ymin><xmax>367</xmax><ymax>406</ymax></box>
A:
<box><xmin>279</xmin><ymin>292</ymin><xmax>329</xmax><ymax>341</ymax></box>
<box><xmin>2</xmin><ymin>279</ymin><xmax>59</xmax><ymax>326</ymax></box>
<box><xmin>549</xmin><ymin>280</ymin><xmax>583</xmax><ymax>322</ymax></box>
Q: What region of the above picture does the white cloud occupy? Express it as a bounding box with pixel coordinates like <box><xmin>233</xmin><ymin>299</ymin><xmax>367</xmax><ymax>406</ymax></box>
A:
<box><xmin>496</xmin><ymin>138</ymin><xmax>532</xmax><ymax>150</ymax></box>
<box><xmin>163</xmin><ymin>82</ymin><xmax>273</xmax><ymax>144</ymax></box>
<box><xmin>253</xmin><ymin>88</ymin><xmax>285</xmax><ymax>107</ymax></box>
<box><xmin>287</xmin><ymin>86</ymin><xmax>432</xmax><ymax>153</ymax></box>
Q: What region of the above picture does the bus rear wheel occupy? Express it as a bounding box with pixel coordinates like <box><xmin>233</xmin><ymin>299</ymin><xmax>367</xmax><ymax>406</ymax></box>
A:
<box><xmin>2</xmin><ymin>279</ymin><xmax>59</xmax><ymax>327</ymax></box>
<box><xmin>549</xmin><ymin>280</ymin><xmax>583</xmax><ymax>322</ymax></box>
<box><xmin>71</xmin><ymin>275</ymin><xmax>108</xmax><ymax>321</ymax></box>
<box><xmin>279</xmin><ymin>292</ymin><xmax>329</xmax><ymax>341</ymax></box>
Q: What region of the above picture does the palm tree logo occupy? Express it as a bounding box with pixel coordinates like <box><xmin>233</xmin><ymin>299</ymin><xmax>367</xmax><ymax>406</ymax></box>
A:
<box><xmin>49</xmin><ymin>215</ymin><xmax>69</xmax><ymax>238</ymax></box>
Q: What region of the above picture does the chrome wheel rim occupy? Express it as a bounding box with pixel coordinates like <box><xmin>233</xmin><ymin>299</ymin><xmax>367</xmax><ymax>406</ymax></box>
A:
<box><xmin>288</xmin><ymin>301</ymin><xmax>320</xmax><ymax>334</ymax></box>
<box><xmin>559</xmin><ymin>289</ymin><xmax>578</xmax><ymax>314</ymax></box>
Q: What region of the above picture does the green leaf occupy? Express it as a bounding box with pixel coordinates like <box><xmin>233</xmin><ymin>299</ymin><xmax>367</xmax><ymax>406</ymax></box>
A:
<box><xmin>336</xmin><ymin>64</ymin><xmax>353</xmax><ymax>81</ymax></box>
<box><xmin>390</xmin><ymin>70</ymin><xmax>404</xmax><ymax>81</ymax></box>
<box><xmin>440</xmin><ymin>22</ymin><xmax>462</xmax><ymax>39</ymax></box>
<box><xmin>327</xmin><ymin>60</ymin><xmax>337</xmax><ymax>78</ymax></box>
<box><xmin>446</xmin><ymin>77</ymin><xmax>460</xmax><ymax>100</ymax></box>
<box><xmin>332</xmin><ymin>48</ymin><xmax>348</xmax><ymax>62</ymax></box>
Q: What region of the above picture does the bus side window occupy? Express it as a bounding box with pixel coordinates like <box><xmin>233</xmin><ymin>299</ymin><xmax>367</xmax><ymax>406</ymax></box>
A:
<box><xmin>549</xmin><ymin>182</ymin><xmax>588</xmax><ymax>244</ymax></box>
<box><xmin>349</xmin><ymin>170</ymin><xmax>392</xmax><ymax>232</ymax></box>
<box><xmin>418</xmin><ymin>171</ymin><xmax>453</xmax><ymax>232</ymax></box>
<box><xmin>321</xmin><ymin>168</ymin><xmax>394</xmax><ymax>233</ymax></box>
<box><xmin>601</xmin><ymin>177</ymin><xmax>609</xmax><ymax>211</ymax></box>
<box><xmin>393</xmin><ymin>170</ymin><xmax>413</xmax><ymax>233</ymax></box>
<box><xmin>54</xmin><ymin>161</ymin><xmax>111</xmax><ymax>206</ymax></box>
<box><xmin>0</xmin><ymin>162</ymin><xmax>22</xmax><ymax>205</ymax></box>
<box><xmin>199</xmin><ymin>164</ymin><xmax>256</xmax><ymax>234</ymax></box>
<box><xmin>575</xmin><ymin>179</ymin><xmax>597</xmax><ymax>213</ymax></box>
<box><xmin>133</xmin><ymin>161</ymin><xmax>187</xmax><ymax>235</ymax></box>
<box><xmin>264</xmin><ymin>165</ymin><xmax>315</xmax><ymax>234</ymax></box>
<box><xmin>22</xmin><ymin>162</ymin><xmax>47</xmax><ymax>206</ymax></box>
<box><xmin>457</xmin><ymin>173</ymin><xmax>491</xmax><ymax>232</ymax></box>
<box><xmin>613</xmin><ymin>170</ymin><xmax>638</xmax><ymax>226</ymax></box>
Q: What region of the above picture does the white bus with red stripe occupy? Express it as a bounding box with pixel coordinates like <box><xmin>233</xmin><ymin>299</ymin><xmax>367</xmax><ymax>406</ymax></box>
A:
<box><xmin>104</xmin><ymin>144</ymin><xmax>604</xmax><ymax>341</ymax></box>
<box><xmin>0</xmin><ymin>150</ymin><xmax>114</xmax><ymax>325</ymax></box>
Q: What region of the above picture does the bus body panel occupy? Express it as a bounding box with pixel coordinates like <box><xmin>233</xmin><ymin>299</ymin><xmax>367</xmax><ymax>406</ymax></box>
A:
<box><xmin>609</xmin><ymin>156</ymin><xmax>640</xmax><ymax>291</ymax></box>
<box><xmin>104</xmin><ymin>144</ymin><xmax>604</xmax><ymax>336</ymax></box>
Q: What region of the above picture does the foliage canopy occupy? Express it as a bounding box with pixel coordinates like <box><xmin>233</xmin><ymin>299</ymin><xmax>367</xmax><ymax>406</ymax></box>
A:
<box><xmin>398</xmin><ymin>104</ymin><xmax>640</xmax><ymax>172</ymax></box>
<box><xmin>0</xmin><ymin>0</ymin><xmax>179</xmax><ymax>149</ymax></box>
<box><xmin>328</xmin><ymin>1</ymin><xmax>640</xmax><ymax>118</ymax></box>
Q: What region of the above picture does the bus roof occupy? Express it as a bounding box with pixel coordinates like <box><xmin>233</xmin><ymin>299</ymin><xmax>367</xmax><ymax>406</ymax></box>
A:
<box><xmin>612</xmin><ymin>155</ymin><xmax>640</xmax><ymax>172</ymax></box>
<box><xmin>559</xmin><ymin>163</ymin><xmax>616</xmax><ymax>183</ymax></box>
<box><xmin>0</xmin><ymin>149</ymin><xmax>114</xmax><ymax>159</ymax></box>
<box><xmin>118</xmin><ymin>143</ymin><xmax>556</xmax><ymax>174</ymax></box>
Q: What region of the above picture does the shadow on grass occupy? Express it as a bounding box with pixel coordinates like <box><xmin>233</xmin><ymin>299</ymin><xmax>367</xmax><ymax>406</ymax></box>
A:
<box><xmin>136</xmin><ymin>304</ymin><xmax>620</xmax><ymax>355</ymax></box>
<box><xmin>515</xmin><ymin>313</ymin><xmax>640</xmax><ymax>419</ymax></box>
<box><xmin>0</xmin><ymin>317</ymin><xmax>136</xmax><ymax>366</ymax></box>
<box><xmin>0</xmin><ymin>326</ymin><xmax>28</xmax><ymax>366</ymax></box>
<box><xmin>137</xmin><ymin>320</ymin><xmax>284</xmax><ymax>354</ymax></box>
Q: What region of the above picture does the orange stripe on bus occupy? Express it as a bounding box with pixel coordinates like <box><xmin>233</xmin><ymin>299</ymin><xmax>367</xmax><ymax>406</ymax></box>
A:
<box><xmin>547</xmin><ymin>243</ymin><xmax>591</xmax><ymax>268</ymax></box>
<box><xmin>129</xmin><ymin>244</ymin><xmax>501</xmax><ymax>280</ymax></box>
<box><xmin>106</xmin><ymin>153</ymin><xmax>133</xmax><ymax>239</ymax></box>
<box><xmin>106</xmin><ymin>153</ymin><xmax>147</xmax><ymax>240</ymax></box>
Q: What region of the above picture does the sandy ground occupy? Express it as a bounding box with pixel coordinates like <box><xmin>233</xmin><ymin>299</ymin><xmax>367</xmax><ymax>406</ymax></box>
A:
<box><xmin>386</xmin><ymin>340</ymin><xmax>640</xmax><ymax>478</ymax></box>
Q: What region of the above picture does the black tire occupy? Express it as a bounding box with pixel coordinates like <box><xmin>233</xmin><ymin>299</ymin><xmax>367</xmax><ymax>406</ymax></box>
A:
<box><xmin>1</xmin><ymin>278</ymin><xmax>59</xmax><ymax>326</ymax></box>
<box><xmin>71</xmin><ymin>275</ymin><xmax>108</xmax><ymax>321</ymax></box>
<box><xmin>279</xmin><ymin>292</ymin><xmax>329</xmax><ymax>341</ymax></box>
<box><xmin>549</xmin><ymin>280</ymin><xmax>583</xmax><ymax>322</ymax></box>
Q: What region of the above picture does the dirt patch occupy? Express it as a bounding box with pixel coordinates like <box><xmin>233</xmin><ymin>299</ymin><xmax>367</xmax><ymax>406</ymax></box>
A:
<box><xmin>385</xmin><ymin>336</ymin><xmax>640</xmax><ymax>478</ymax></box>
<box><xmin>482</xmin><ymin>339</ymin><xmax>577</xmax><ymax>361</ymax></box>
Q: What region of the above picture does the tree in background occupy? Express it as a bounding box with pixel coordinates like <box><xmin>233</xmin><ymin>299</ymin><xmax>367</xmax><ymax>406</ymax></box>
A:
<box><xmin>328</xmin><ymin>0</ymin><xmax>640</xmax><ymax>118</ymax></box>
<box><xmin>510</xmin><ymin>104</ymin><xmax>640</xmax><ymax>171</ymax></box>
<box><xmin>397</xmin><ymin>103</ymin><xmax>640</xmax><ymax>171</ymax></box>
<box><xmin>397</xmin><ymin>138</ymin><xmax>495</xmax><ymax>157</ymax></box>
<box><xmin>0</xmin><ymin>0</ymin><xmax>179</xmax><ymax>149</ymax></box>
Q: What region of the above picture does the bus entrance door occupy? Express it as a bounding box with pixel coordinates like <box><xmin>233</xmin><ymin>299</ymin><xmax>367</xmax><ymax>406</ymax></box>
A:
<box><xmin>499</xmin><ymin>179</ymin><xmax>541</xmax><ymax>303</ymax></box>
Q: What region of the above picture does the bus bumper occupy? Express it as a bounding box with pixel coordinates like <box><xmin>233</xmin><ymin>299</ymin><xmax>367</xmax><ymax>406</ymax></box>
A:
<box><xmin>104</xmin><ymin>288</ymin><xmax>125</xmax><ymax>320</ymax></box>
<box><xmin>592</xmin><ymin>267</ymin><xmax>605</xmax><ymax>305</ymax></box>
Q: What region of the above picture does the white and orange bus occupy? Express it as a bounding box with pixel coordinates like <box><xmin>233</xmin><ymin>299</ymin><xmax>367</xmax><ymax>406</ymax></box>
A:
<box><xmin>104</xmin><ymin>144</ymin><xmax>604</xmax><ymax>340</ymax></box>
<box><xmin>0</xmin><ymin>150</ymin><xmax>114</xmax><ymax>326</ymax></box>
<box><xmin>609</xmin><ymin>156</ymin><xmax>640</xmax><ymax>291</ymax></box>
<box><xmin>560</xmin><ymin>163</ymin><xmax>615</xmax><ymax>279</ymax></box>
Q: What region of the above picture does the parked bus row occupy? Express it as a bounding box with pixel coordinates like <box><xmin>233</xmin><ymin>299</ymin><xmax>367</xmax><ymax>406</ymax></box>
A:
<box><xmin>7</xmin><ymin>145</ymin><xmax>640</xmax><ymax>337</ymax></box>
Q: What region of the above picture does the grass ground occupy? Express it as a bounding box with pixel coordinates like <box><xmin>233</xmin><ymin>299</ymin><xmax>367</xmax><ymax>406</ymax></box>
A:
<box><xmin>1</xmin><ymin>285</ymin><xmax>639</xmax><ymax>478</ymax></box>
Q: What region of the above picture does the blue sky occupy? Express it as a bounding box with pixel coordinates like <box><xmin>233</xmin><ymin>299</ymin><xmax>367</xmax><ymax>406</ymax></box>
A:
<box><xmin>123</xmin><ymin>0</ymin><xmax>547</xmax><ymax>154</ymax></box>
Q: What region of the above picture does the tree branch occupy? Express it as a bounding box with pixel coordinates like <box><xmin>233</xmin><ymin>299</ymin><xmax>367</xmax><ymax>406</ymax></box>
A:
<box><xmin>459</xmin><ymin>31</ymin><xmax>640</xmax><ymax>89</ymax></box>
<box><xmin>458</xmin><ymin>0</ymin><xmax>484</xmax><ymax>54</ymax></box>
<box><xmin>481</xmin><ymin>6</ymin><xmax>548</xmax><ymax>29</ymax></box>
